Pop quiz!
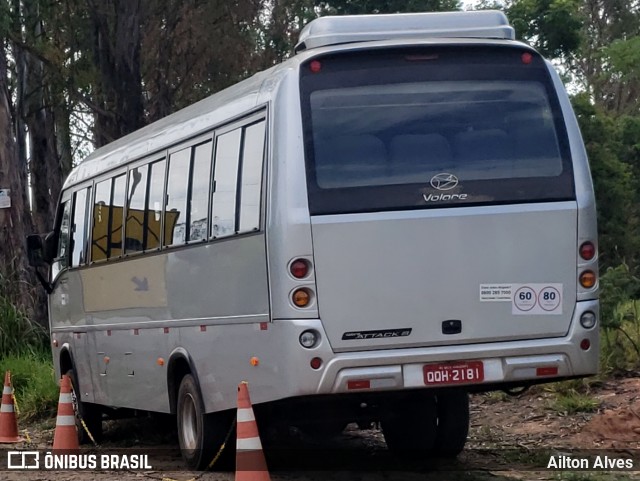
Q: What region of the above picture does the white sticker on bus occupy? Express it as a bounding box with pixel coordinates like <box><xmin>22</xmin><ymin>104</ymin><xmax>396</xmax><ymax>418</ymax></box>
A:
<box><xmin>512</xmin><ymin>283</ymin><xmax>563</xmax><ymax>315</ymax></box>
<box><xmin>479</xmin><ymin>284</ymin><xmax>513</xmax><ymax>302</ymax></box>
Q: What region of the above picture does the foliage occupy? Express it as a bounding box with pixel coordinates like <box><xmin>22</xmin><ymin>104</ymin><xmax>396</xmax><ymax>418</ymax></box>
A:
<box><xmin>0</xmin><ymin>293</ymin><xmax>47</xmax><ymax>358</ymax></box>
<box><xmin>0</xmin><ymin>352</ymin><xmax>58</xmax><ymax>421</ymax></box>
<box><xmin>506</xmin><ymin>0</ymin><xmax>583</xmax><ymax>59</ymax></box>
<box><xmin>548</xmin><ymin>389</ymin><xmax>600</xmax><ymax>414</ymax></box>
<box><xmin>572</xmin><ymin>94</ymin><xmax>640</xmax><ymax>271</ymax></box>
<box><xmin>315</xmin><ymin>0</ymin><xmax>460</xmax><ymax>15</ymax></box>
<box><xmin>596</xmin><ymin>264</ymin><xmax>640</xmax><ymax>373</ymax></box>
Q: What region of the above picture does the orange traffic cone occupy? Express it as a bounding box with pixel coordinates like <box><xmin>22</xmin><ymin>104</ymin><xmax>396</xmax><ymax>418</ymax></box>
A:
<box><xmin>52</xmin><ymin>375</ymin><xmax>79</xmax><ymax>452</ymax></box>
<box><xmin>0</xmin><ymin>371</ymin><xmax>23</xmax><ymax>443</ymax></box>
<box><xmin>236</xmin><ymin>381</ymin><xmax>270</xmax><ymax>481</ymax></box>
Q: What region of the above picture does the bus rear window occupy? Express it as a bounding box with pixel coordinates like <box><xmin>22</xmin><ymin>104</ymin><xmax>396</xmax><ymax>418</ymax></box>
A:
<box><xmin>300</xmin><ymin>47</ymin><xmax>575</xmax><ymax>215</ymax></box>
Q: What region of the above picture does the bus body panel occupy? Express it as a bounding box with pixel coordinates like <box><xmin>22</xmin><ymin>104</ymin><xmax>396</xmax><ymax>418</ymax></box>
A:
<box><xmin>311</xmin><ymin>202</ymin><xmax>578</xmax><ymax>352</ymax></box>
<box><xmin>545</xmin><ymin>61</ymin><xmax>599</xmax><ymax>302</ymax></box>
<box><xmin>262</xmin><ymin>68</ymin><xmax>319</xmax><ymax>320</ymax></box>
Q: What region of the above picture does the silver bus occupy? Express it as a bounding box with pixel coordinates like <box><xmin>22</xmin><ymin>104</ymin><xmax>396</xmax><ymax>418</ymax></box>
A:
<box><xmin>27</xmin><ymin>10</ymin><xmax>599</xmax><ymax>468</ymax></box>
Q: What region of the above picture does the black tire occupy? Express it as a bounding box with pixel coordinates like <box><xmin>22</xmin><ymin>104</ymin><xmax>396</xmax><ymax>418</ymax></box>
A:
<box><xmin>176</xmin><ymin>374</ymin><xmax>235</xmax><ymax>470</ymax></box>
<box><xmin>434</xmin><ymin>391</ymin><xmax>469</xmax><ymax>457</ymax></box>
<box><xmin>65</xmin><ymin>369</ymin><xmax>103</xmax><ymax>444</ymax></box>
<box><xmin>381</xmin><ymin>394</ymin><xmax>438</xmax><ymax>455</ymax></box>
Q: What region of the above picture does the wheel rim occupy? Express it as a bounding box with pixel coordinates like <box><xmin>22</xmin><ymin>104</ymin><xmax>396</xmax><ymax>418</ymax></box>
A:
<box><xmin>181</xmin><ymin>393</ymin><xmax>198</xmax><ymax>451</ymax></box>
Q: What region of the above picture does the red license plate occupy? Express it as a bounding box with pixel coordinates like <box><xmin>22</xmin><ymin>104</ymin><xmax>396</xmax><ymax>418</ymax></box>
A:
<box><xmin>423</xmin><ymin>360</ymin><xmax>484</xmax><ymax>386</ymax></box>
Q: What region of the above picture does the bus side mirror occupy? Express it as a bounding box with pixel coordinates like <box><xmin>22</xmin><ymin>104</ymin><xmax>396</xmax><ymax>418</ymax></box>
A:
<box><xmin>26</xmin><ymin>233</ymin><xmax>55</xmax><ymax>267</ymax></box>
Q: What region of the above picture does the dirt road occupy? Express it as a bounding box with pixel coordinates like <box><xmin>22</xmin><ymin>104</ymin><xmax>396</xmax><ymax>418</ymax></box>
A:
<box><xmin>3</xmin><ymin>377</ymin><xmax>640</xmax><ymax>481</ymax></box>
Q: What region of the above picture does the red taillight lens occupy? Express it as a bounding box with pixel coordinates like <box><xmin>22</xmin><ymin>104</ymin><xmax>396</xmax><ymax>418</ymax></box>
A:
<box><xmin>290</xmin><ymin>259</ymin><xmax>309</xmax><ymax>279</ymax></box>
<box><xmin>310</xmin><ymin>357</ymin><xmax>323</xmax><ymax>369</ymax></box>
<box><xmin>521</xmin><ymin>52</ymin><xmax>533</xmax><ymax>64</ymax></box>
<box><xmin>310</xmin><ymin>60</ymin><xmax>322</xmax><ymax>73</ymax></box>
<box><xmin>579</xmin><ymin>242</ymin><xmax>596</xmax><ymax>261</ymax></box>
<box><xmin>580</xmin><ymin>339</ymin><xmax>591</xmax><ymax>351</ymax></box>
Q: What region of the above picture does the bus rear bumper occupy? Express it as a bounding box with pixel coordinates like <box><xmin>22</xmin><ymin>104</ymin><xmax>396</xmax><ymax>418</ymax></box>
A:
<box><xmin>304</xmin><ymin>299</ymin><xmax>599</xmax><ymax>395</ymax></box>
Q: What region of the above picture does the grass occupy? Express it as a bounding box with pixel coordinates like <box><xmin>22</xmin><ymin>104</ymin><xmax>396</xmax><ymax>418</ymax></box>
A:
<box><xmin>0</xmin><ymin>294</ymin><xmax>47</xmax><ymax>357</ymax></box>
<box><xmin>548</xmin><ymin>389</ymin><xmax>601</xmax><ymax>415</ymax></box>
<box><xmin>0</xmin><ymin>351</ymin><xmax>58</xmax><ymax>421</ymax></box>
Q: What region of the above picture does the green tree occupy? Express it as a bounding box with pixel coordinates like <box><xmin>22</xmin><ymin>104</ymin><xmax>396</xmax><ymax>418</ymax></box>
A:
<box><xmin>506</xmin><ymin>0</ymin><xmax>583</xmax><ymax>59</ymax></box>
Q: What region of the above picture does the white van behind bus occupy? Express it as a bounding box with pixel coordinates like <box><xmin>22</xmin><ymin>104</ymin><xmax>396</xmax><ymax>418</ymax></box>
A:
<box><xmin>27</xmin><ymin>10</ymin><xmax>598</xmax><ymax>468</ymax></box>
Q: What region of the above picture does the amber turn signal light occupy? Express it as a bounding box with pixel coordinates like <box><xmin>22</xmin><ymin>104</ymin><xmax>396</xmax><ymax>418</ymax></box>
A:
<box><xmin>292</xmin><ymin>288</ymin><xmax>311</xmax><ymax>307</ymax></box>
<box><xmin>579</xmin><ymin>270</ymin><xmax>596</xmax><ymax>288</ymax></box>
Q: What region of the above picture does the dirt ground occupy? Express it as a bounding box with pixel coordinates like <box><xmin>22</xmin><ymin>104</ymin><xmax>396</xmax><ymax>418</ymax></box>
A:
<box><xmin>3</xmin><ymin>377</ymin><xmax>640</xmax><ymax>481</ymax></box>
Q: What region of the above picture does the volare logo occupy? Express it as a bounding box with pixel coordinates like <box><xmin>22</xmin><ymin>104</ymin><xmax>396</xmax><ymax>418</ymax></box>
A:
<box><xmin>430</xmin><ymin>173</ymin><xmax>458</xmax><ymax>191</ymax></box>
<box><xmin>423</xmin><ymin>193</ymin><xmax>468</xmax><ymax>202</ymax></box>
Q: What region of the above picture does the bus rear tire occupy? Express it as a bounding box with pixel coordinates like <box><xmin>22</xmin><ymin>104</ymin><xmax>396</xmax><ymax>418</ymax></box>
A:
<box><xmin>434</xmin><ymin>390</ymin><xmax>469</xmax><ymax>457</ymax></box>
<box><xmin>66</xmin><ymin>369</ymin><xmax>103</xmax><ymax>444</ymax></box>
<box><xmin>176</xmin><ymin>374</ymin><xmax>234</xmax><ymax>470</ymax></box>
<box><xmin>381</xmin><ymin>394</ymin><xmax>437</xmax><ymax>456</ymax></box>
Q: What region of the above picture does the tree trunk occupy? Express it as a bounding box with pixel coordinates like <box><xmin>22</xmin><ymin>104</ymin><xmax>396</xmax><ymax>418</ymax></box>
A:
<box><xmin>0</xmin><ymin>48</ymin><xmax>36</xmax><ymax>317</ymax></box>
<box><xmin>88</xmin><ymin>0</ymin><xmax>145</xmax><ymax>146</ymax></box>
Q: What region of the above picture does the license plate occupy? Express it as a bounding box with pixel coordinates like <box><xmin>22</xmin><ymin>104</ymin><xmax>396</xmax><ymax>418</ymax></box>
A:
<box><xmin>423</xmin><ymin>360</ymin><xmax>484</xmax><ymax>386</ymax></box>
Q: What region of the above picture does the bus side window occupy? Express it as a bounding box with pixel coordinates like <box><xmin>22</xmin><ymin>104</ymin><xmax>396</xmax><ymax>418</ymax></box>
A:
<box><xmin>71</xmin><ymin>187</ymin><xmax>90</xmax><ymax>266</ymax></box>
<box><xmin>147</xmin><ymin>159</ymin><xmax>166</xmax><ymax>250</ymax></box>
<box><xmin>125</xmin><ymin>165</ymin><xmax>148</xmax><ymax>254</ymax></box>
<box><xmin>92</xmin><ymin>179</ymin><xmax>112</xmax><ymax>262</ymax></box>
<box><xmin>189</xmin><ymin>141</ymin><xmax>213</xmax><ymax>242</ymax></box>
<box><xmin>211</xmin><ymin>129</ymin><xmax>242</xmax><ymax>238</ymax></box>
<box><xmin>52</xmin><ymin>200</ymin><xmax>72</xmax><ymax>279</ymax></box>
<box><xmin>110</xmin><ymin>174</ymin><xmax>127</xmax><ymax>258</ymax></box>
<box><xmin>238</xmin><ymin>120</ymin><xmax>266</xmax><ymax>233</ymax></box>
<box><xmin>165</xmin><ymin>148</ymin><xmax>191</xmax><ymax>247</ymax></box>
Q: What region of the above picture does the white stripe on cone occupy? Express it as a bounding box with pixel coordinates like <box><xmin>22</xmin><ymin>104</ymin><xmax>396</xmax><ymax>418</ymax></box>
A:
<box><xmin>237</xmin><ymin>437</ymin><xmax>263</xmax><ymax>450</ymax></box>
<box><xmin>0</xmin><ymin>404</ymin><xmax>14</xmax><ymax>413</ymax></box>
<box><xmin>58</xmin><ymin>393</ymin><xmax>73</xmax><ymax>403</ymax></box>
<box><xmin>56</xmin><ymin>415</ymin><xmax>76</xmax><ymax>426</ymax></box>
<box><xmin>237</xmin><ymin>408</ymin><xmax>256</xmax><ymax>422</ymax></box>
<box><xmin>2</xmin><ymin>387</ymin><xmax>11</xmax><ymax>395</ymax></box>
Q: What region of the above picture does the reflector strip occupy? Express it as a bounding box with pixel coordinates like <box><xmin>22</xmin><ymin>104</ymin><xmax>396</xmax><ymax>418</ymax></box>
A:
<box><xmin>237</xmin><ymin>408</ymin><xmax>256</xmax><ymax>422</ymax></box>
<box><xmin>536</xmin><ymin>366</ymin><xmax>558</xmax><ymax>376</ymax></box>
<box><xmin>58</xmin><ymin>393</ymin><xmax>73</xmax><ymax>403</ymax></box>
<box><xmin>237</xmin><ymin>437</ymin><xmax>262</xmax><ymax>450</ymax></box>
<box><xmin>56</xmin><ymin>415</ymin><xmax>76</xmax><ymax>426</ymax></box>
<box><xmin>3</xmin><ymin>387</ymin><xmax>12</xmax><ymax>395</ymax></box>
<box><xmin>347</xmin><ymin>380</ymin><xmax>371</xmax><ymax>390</ymax></box>
<box><xmin>1</xmin><ymin>404</ymin><xmax>14</xmax><ymax>413</ymax></box>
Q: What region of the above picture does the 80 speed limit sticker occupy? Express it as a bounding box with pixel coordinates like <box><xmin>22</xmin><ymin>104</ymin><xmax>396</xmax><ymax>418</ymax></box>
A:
<box><xmin>512</xmin><ymin>284</ymin><xmax>563</xmax><ymax>315</ymax></box>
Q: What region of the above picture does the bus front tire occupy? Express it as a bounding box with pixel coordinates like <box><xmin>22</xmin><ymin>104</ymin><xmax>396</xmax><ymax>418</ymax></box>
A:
<box><xmin>176</xmin><ymin>374</ymin><xmax>234</xmax><ymax>470</ymax></box>
<box><xmin>65</xmin><ymin>369</ymin><xmax>103</xmax><ymax>444</ymax></box>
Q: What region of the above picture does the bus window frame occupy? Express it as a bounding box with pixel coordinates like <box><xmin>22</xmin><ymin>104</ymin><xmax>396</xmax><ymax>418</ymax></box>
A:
<box><xmin>57</xmin><ymin>106</ymin><xmax>268</xmax><ymax>271</ymax></box>
<box><xmin>165</xmin><ymin>132</ymin><xmax>214</xmax><ymax>247</ymax></box>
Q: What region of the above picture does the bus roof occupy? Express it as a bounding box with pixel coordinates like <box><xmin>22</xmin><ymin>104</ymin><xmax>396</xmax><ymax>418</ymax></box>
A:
<box><xmin>295</xmin><ymin>10</ymin><xmax>514</xmax><ymax>52</ymax></box>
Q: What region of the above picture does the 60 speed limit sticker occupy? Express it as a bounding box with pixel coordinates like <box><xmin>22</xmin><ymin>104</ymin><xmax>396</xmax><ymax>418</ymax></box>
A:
<box><xmin>512</xmin><ymin>284</ymin><xmax>563</xmax><ymax>315</ymax></box>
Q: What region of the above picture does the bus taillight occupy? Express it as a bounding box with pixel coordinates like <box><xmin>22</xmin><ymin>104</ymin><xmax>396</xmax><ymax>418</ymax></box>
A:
<box><xmin>290</xmin><ymin>259</ymin><xmax>310</xmax><ymax>279</ymax></box>
<box><xmin>579</xmin><ymin>242</ymin><xmax>596</xmax><ymax>261</ymax></box>
<box><xmin>292</xmin><ymin>288</ymin><xmax>312</xmax><ymax>307</ymax></box>
<box><xmin>579</xmin><ymin>270</ymin><xmax>597</xmax><ymax>289</ymax></box>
